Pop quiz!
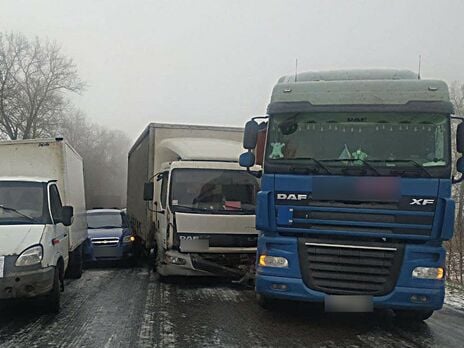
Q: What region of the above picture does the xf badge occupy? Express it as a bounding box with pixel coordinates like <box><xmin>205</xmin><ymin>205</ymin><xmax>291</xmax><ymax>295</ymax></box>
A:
<box><xmin>410</xmin><ymin>198</ymin><xmax>435</xmax><ymax>206</ymax></box>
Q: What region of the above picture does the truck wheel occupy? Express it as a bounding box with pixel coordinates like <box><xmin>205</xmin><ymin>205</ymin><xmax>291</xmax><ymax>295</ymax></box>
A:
<box><xmin>66</xmin><ymin>245</ymin><xmax>83</xmax><ymax>279</ymax></box>
<box><xmin>395</xmin><ymin>309</ymin><xmax>434</xmax><ymax>321</ymax></box>
<box><xmin>43</xmin><ymin>268</ymin><xmax>61</xmax><ymax>314</ymax></box>
<box><xmin>256</xmin><ymin>293</ymin><xmax>275</xmax><ymax>309</ymax></box>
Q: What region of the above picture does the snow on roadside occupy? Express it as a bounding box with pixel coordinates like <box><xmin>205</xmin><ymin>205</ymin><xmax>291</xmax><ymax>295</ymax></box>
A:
<box><xmin>445</xmin><ymin>284</ymin><xmax>464</xmax><ymax>311</ymax></box>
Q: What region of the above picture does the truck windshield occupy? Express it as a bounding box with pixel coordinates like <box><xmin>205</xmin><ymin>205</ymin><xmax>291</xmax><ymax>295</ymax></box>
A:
<box><xmin>266</xmin><ymin>112</ymin><xmax>451</xmax><ymax>178</ymax></box>
<box><xmin>170</xmin><ymin>169</ymin><xmax>259</xmax><ymax>214</ymax></box>
<box><xmin>87</xmin><ymin>212</ymin><xmax>127</xmax><ymax>229</ymax></box>
<box><xmin>0</xmin><ymin>181</ymin><xmax>46</xmax><ymax>225</ymax></box>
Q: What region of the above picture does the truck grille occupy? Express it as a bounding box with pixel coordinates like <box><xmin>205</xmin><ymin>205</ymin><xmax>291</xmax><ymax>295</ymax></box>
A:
<box><xmin>91</xmin><ymin>237</ymin><xmax>120</xmax><ymax>247</ymax></box>
<box><xmin>298</xmin><ymin>238</ymin><xmax>404</xmax><ymax>296</ymax></box>
<box><xmin>277</xmin><ymin>201</ymin><xmax>434</xmax><ymax>237</ymax></box>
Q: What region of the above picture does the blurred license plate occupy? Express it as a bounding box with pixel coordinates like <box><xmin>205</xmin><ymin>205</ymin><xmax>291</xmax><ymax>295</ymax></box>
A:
<box><xmin>180</xmin><ymin>239</ymin><xmax>209</xmax><ymax>252</ymax></box>
<box><xmin>325</xmin><ymin>295</ymin><xmax>373</xmax><ymax>312</ymax></box>
<box><xmin>0</xmin><ymin>256</ymin><xmax>4</xmax><ymax>278</ymax></box>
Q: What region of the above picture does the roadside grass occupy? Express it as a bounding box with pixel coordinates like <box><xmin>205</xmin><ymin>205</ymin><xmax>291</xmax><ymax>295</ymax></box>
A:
<box><xmin>445</xmin><ymin>281</ymin><xmax>464</xmax><ymax>310</ymax></box>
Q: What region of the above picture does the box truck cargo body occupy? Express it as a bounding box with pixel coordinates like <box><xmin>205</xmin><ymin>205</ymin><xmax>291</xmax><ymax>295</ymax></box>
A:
<box><xmin>127</xmin><ymin>123</ymin><xmax>259</xmax><ymax>277</ymax></box>
<box><xmin>0</xmin><ymin>138</ymin><xmax>87</xmax><ymax>312</ymax></box>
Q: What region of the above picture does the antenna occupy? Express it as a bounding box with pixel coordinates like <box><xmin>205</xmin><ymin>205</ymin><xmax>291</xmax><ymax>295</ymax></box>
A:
<box><xmin>417</xmin><ymin>55</ymin><xmax>422</xmax><ymax>80</ymax></box>
<box><xmin>294</xmin><ymin>58</ymin><xmax>298</xmax><ymax>82</ymax></box>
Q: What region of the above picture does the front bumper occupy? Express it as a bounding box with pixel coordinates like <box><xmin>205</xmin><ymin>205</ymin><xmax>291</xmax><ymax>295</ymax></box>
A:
<box><xmin>91</xmin><ymin>244</ymin><xmax>133</xmax><ymax>261</ymax></box>
<box><xmin>255</xmin><ymin>275</ymin><xmax>444</xmax><ymax>310</ymax></box>
<box><xmin>0</xmin><ymin>267</ymin><xmax>55</xmax><ymax>299</ymax></box>
<box><xmin>256</xmin><ymin>235</ymin><xmax>446</xmax><ymax>310</ymax></box>
<box><xmin>158</xmin><ymin>250</ymin><xmax>255</xmax><ymax>277</ymax></box>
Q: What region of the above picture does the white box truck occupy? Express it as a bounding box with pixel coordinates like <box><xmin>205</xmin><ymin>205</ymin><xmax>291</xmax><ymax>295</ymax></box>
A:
<box><xmin>0</xmin><ymin>138</ymin><xmax>87</xmax><ymax>312</ymax></box>
<box><xmin>127</xmin><ymin>123</ymin><xmax>259</xmax><ymax>278</ymax></box>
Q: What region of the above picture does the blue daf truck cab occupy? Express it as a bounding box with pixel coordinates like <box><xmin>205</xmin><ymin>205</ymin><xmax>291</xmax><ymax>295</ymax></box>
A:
<box><xmin>239</xmin><ymin>69</ymin><xmax>464</xmax><ymax>321</ymax></box>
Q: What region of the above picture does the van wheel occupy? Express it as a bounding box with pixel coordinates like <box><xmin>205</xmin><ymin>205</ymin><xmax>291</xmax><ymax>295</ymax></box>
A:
<box><xmin>43</xmin><ymin>268</ymin><xmax>61</xmax><ymax>314</ymax></box>
<box><xmin>66</xmin><ymin>245</ymin><xmax>83</xmax><ymax>279</ymax></box>
<box><xmin>395</xmin><ymin>309</ymin><xmax>434</xmax><ymax>321</ymax></box>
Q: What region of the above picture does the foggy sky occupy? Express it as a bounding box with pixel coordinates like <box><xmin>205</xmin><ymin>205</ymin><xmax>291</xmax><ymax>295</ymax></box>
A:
<box><xmin>1</xmin><ymin>0</ymin><xmax>464</xmax><ymax>140</ymax></box>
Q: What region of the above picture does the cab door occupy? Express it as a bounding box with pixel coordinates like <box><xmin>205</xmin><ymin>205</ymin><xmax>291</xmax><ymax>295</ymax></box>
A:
<box><xmin>155</xmin><ymin>172</ymin><xmax>169</xmax><ymax>250</ymax></box>
<box><xmin>48</xmin><ymin>183</ymin><xmax>69</xmax><ymax>265</ymax></box>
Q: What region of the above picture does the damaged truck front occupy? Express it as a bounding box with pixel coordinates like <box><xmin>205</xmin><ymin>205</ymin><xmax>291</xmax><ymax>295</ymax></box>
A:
<box><xmin>127</xmin><ymin>123</ymin><xmax>259</xmax><ymax>278</ymax></box>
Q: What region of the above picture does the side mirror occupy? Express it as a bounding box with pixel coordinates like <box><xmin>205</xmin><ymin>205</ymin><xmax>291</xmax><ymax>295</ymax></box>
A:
<box><xmin>143</xmin><ymin>182</ymin><xmax>154</xmax><ymax>201</ymax></box>
<box><xmin>239</xmin><ymin>152</ymin><xmax>256</xmax><ymax>168</ymax></box>
<box><xmin>457</xmin><ymin>156</ymin><xmax>464</xmax><ymax>173</ymax></box>
<box><xmin>457</xmin><ymin>123</ymin><xmax>464</xmax><ymax>153</ymax></box>
<box><xmin>243</xmin><ymin>120</ymin><xmax>259</xmax><ymax>149</ymax></box>
<box><xmin>62</xmin><ymin>206</ymin><xmax>74</xmax><ymax>227</ymax></box>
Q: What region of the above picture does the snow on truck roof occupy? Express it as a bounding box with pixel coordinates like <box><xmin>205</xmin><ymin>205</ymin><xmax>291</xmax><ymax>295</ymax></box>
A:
<box><xmin>270</xmin><ymin>69</ymin><xmax>452</xmax><ymax>109</ymax></box>
<box><xmin>159</xmin><ymin>138</ymin><xmax>242</xmax><ymax>162</ymax></box>
<box><xmin>277</xmin><ymin>69</ymin><xmax>419</xmax><ymax>83</ymax></box>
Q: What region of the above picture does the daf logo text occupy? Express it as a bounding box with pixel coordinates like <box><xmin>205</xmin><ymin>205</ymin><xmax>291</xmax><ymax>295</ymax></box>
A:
<box><xmin>277</xmin><ymin>193</ymin><xmax>308</xmax><ymax>201</ymax></box>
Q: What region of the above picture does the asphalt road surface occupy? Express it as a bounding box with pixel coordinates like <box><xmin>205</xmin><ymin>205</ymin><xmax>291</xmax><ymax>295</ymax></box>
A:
<box><xmin>0</xmin><ymin>265</ymin><xmax>463</xmax><ymax>348</ymax></box>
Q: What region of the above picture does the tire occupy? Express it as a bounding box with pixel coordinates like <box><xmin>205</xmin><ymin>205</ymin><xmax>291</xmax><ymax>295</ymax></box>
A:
<box><xmin>43</xmin><ymin>268</ymin><xmax>61</xmax><ymax>314</ymax></box>
<box><xmin>395</xmin><ymin>309</ymin><xmax>434</xmax><ymax>321</ymax></box>
<box><xmin>66</xmin><ymin>245</ymin><xmax>83</xmax><ymax>279</ymax></box>
<box><xmin>256</xmin><ymin>293</ymin><xmax>275</xmax><ymax>310</ymax></box>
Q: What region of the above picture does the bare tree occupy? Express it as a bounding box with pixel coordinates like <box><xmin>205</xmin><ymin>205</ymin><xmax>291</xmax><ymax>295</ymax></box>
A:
<box><xmin>0</xmin><ymin>32</ymin><xmax>84</xmax><ymax>140</ymax></box>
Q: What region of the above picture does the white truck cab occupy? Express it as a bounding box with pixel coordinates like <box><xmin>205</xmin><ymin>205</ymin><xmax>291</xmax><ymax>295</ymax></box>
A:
<box><xmin>128</xmin><ymin>124</ymin><xmax>259</xmax><ymax>278</ymax></box>
<box><xmin>0</xmin><ymin>139</ymin><xmax>87</xmax><ymax>313</ymax></box>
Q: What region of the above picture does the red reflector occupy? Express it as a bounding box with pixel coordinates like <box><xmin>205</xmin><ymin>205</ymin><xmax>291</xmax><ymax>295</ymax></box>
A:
<box><xmin>52</xmin><ymin>239</ymin><xmax>60</xmax><ymax>245</ymax></box>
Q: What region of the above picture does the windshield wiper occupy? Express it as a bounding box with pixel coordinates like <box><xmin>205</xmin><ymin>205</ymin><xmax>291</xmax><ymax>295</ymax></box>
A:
<box><xmin>88</xmin><ymin>225</ymin><xmax>122</xmax><ymax>229</ymax></box>
<box><xmin>366</xmin><ymin>159</ymin><xmax>432</xmax><ymax>177</ymax></box>
<box><xmin>0</xmin><ymin>205</ymin><xmax>38</xmax><ymax>222</ymax></box>
<box><xmin>319</xmin><ymin>159</ymin><xmax>380</xmax><ymax>176</ymax></box>
<box><xmin>276</xmin><ymin>157</ymin><xmax>332</xmax><ymax>174</ymax></box>
<box><xmin>172</xmin><ymin>204</ymin><xmax>254</xmax><ymax>214</ymax></box>
<box><xmin>171</xmin><ymin>205</ymin><xmax>212</xmax><ymax>212</ymax></box>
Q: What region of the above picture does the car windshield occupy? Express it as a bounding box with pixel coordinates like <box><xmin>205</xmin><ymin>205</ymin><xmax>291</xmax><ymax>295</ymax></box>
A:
<box><xmin>87</xmin><ymin>212</ymin><xmax>126</xmax><ymax>229</ymax></box>
<box><xmin>266</xmin><ymin>112</ymin><xmax>451</xmax><ymax>178</ymax></box>
<box><xmin>170</xmin><ymin>169</ymin><xmax>259</xmax><ymax>214</ymax></box>
<box><xmin>0</xmin><ymin>181</ymin><xmax>46</xmax><ymax>224</ymax></box>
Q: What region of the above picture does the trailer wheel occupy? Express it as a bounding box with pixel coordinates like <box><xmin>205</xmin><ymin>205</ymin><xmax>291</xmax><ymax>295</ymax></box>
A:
<box><xmin>66</xmin><ymin>245</ymin><xmax>83</xmax><ymax>279</ymax></box>
<box><xmin>394</xmin><ymin>309</ymin><xmax>434</xmax><ymax>321</ymax></box>
<box><xmin>43</xmin><ymin>267</ymin><xmax>61</xmax><ymax>314</ymax></box>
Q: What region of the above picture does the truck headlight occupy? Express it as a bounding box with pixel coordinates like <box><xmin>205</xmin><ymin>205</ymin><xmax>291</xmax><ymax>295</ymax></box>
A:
<box><xmin>412</xmin><ymin>267</ymin><xmax>444</xmax><ymax>280</ymax></box>
<box><xmin>15</xmin><ymin>245</ymin><xmax>43</xmax><ymax>267</ymax></box>
<box><xmin>122</xmin><ymin>235</ymin><xmax>136</xmax><ymax>244</ymax></box>
<box><xmin>259</xmin><ymin>255</ymin><xmax>289</xmax><ymax>268</ymax></box>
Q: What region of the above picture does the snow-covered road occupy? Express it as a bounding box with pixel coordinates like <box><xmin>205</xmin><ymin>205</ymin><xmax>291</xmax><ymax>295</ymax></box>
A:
<box><xmin>0</xmin><ymin>266</ymin><xmax>463</xmax><ymax>347</ymax></box>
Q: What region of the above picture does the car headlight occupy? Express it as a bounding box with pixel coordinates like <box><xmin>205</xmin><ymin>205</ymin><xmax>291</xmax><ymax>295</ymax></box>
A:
<box><xmin>15</xmin><ymin>245</ymin><xmax>43</xmax><ymax>267</ymax></box>
<box><xmin>258</xmin><ymin>255</ymin><xmax>289</xmax><ymax>268</ymax></box>
<box><xmin>122</xmin><ymin>235</ymin><xmax>136</xmax><ymax>244</ymax></box>
<box><xmin>412</xmin><ymin>267</ymin><xmax>444</xmax><ymax>280</ymax></box>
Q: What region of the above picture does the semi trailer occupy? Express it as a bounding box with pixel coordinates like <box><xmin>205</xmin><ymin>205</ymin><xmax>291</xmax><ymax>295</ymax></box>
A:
<box><xmin>127</xmin><ymin>123</ymin><xmax>259</xmax><ymax>277</ymax></box>
<box><xmin>0</xmin><ymin>138</ymin><xmax>87</xmax><ymax>312</ymax></box>
<box><xmin>240</xmin><ymin>69</ymin><xmax>463</xmax><ymax>320</ymax></box>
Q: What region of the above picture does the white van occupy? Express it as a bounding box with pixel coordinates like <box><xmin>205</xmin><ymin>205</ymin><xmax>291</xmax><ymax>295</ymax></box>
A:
<box><xmin>0</xmin><ymin>138</ymin><xmax>87</xmax><ymax>312</ymax></box>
